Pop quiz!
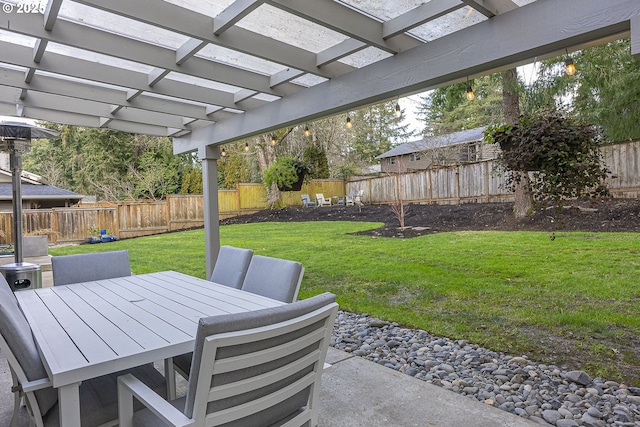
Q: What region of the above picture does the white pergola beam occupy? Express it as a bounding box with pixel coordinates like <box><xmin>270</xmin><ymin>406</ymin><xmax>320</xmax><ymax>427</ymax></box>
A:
<box><xmin>43</xmin><ymin>0</ymin><xmax>63</xmax><ymax>31</ymax></box>
<box><xmin>461</xmin><ymin>0</ymin><xmax>518</xmax><ymax>18</ymax></box>
<box><xmin>317</xmin><ymin>39</ymin><xmax>367</xmax><ymax>67</ymax></box>
<box><xmin>234</xmin><ymin>89</ymin><xmax>258</xmax><ymax>104</ymax></box>
<box><xmin>0</xmin><ymin>85</ymin><xmax>196</xmax><ymax>130</ymax></box>
<box><xmin>175</xmin><ymin>38</ymin><xmax>209</xmax><ymax>65</ymax></box>
<box><xmin>214</xmin><ymin>0</ymin><xmax>266</xmax><ymax>35</ymax></box>
<box><xmin>0</xmin><ymin>41</ymin><xmax>263</xmax><ymax>110</ymax></box>
<box><xmin>1</xmin><ymin>13</ymin><xmax>303</xmax><ymax>97</ymax></box>
<box><xmin>268</xmin><ymin>0</ymin><xmax>422</xmax><ymax>54</ymax></box>
<box><xmin>148</xmin><ymin>68</ymin><xmax>170</xmax><ymax>87</ymax></box>
<box><xmin>0</xmin><ymin>66</ymin><xmax>218</xmax><ymax>120</ymax></box>
<box><xmin>5</xmin><ymin>105</ymin><xmax>172</xmax><ymax>136</ymax></box>
<box><xmin>72</xmin><ymin>0</ymin><xmax>354</xmax><ymax>80</ymax></box>
<box><xmin>175</xmin><ymin>0</ymin><xmax>638</xmax><ymax>153</ymax></box>
<box><xmin>270</xmin><ymin>68</ymin><xmax>305</xmax><ymax>88</ymax></box>
<box><xmin>33</xmin><ymin>39</ymin><xmax>48</xmax><ymax>63</ymax></box>
<box><xmin>383</xmin><ymin>0</ymin><xmax>463</xmax><ymax>40</ymax></box>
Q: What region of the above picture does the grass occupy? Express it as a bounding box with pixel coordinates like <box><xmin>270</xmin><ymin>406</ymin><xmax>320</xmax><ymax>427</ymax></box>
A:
<box><xmin>49</xmin><ymin>221</ymin><xmax>640</xmax><ymax>384</ymax></box>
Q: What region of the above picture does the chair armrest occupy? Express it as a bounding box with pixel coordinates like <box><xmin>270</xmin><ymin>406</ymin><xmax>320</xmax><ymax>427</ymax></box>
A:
<box><xmin>118</xmin><ymin>373</ymin><xmax>193</xmax><ymax>427</ymax></box>
<box><xmin>21</xmin><ymin>378</ymin><xmax>51</xmax><ymax>393</ymax></box>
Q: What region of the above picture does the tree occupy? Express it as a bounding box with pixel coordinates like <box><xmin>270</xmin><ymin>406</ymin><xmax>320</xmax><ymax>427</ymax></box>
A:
<box><xmin>485</xmin><ymin>110</ymin><xmax>609</xmax><ymax>209</ymax></box>
<box><xmin>350</xmin><ymin>101</ymin><xmax>412</xmax><ymax>162</ymax></box>
<box><xmin>24</xmin><ymin>125</ymin><xmax>192</xmax><ymax>201</ymax></box>
<box><xmin>416</xmin><ymin>75</ymin><xmax>504</xmax><ymax>136</ymax></box>
<box><xmin>502</xmin><ymin>68</ymin><xmax>534</xmax><ymax>218</ymax></box>
<box><xmin>528</xmin><ymin>39</ymin><xmax>640</xmax><ymax>142</ymax></box>
<box><xmin>302</xmin><ymin>142</ymin><xmax>329</xmax><ymax>179</ymax></box>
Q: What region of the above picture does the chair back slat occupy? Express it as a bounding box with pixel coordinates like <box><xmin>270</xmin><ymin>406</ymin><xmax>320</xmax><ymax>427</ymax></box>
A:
<box><xmin>204</xmin><ymin>371</ymin><xmax>316</xmax><ymax>427</ymax></box>
<box><xmin>185</xmin><ymin>293</ymin><xmax>337</xmax><ymax>427</ymax></box>
<box><xmin>51</xmin><ymin>250</ymin><xmax>131</xmax><ymax>286</ymax></box>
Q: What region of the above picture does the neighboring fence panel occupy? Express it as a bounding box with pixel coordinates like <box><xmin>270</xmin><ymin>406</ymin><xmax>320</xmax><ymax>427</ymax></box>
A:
<box><xmin>603</xmin><ymin>141</ymin><xmax>640</xmax><ymax>198</ymax></box>
<box><xmin>168</xmin><ymin>195</ymin><xmax>205</xmax><ymax>230</ymax></box>
<box><xmin>54</xmin><ymin>208</ymin><xmax>118</xmax><ymax>243</ymax></box>
<box><xmin>239</xmin><ymin>184</ymin><xmax>268</xmax><ymax>209</ymax></box>
<box><xmin>117</xmin><ymin>202</ymin><xmax>167</xmax><ymax>239</ymax></box>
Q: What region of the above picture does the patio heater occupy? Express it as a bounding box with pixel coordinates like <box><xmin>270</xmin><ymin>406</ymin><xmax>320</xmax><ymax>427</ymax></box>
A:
<box><xmin>0</xmin><ymin>121</ymin><xmax>59</xmax><ymax>290</ymax></box>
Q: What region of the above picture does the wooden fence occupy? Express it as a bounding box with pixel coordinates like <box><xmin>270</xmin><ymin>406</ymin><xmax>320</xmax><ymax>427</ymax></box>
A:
<box><xmin>347</xmin><ymin>139</ymin><xmax>640</xmax><ymax>205</ymax></box>
<box><xmin>1</xmin><ymin>140</ymin><xmax>638</xmax><ymax>245</ymax></box>
<box><xmin>0</xmin><ymin>180</ymin><xmax>345</xmax><ymax>245</ymax></box>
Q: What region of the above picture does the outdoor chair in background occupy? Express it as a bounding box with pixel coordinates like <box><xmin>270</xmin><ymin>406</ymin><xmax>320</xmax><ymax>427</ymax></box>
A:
<box><xmin>345</xmin><ymin>190</ymin><xmax>355</xmax><ymax>206</ymax></box>
<box><xmin>301</xmin><ymin>194</ymin><xmax>316</xmax><ymax>207</ymax></box>
<box><xmin>0</xmin><ymin>274</ymin><xmax>166</xmax><ymax>427</ymax></box>
<box><xmin>51</xmin><ymin>250</ymin><xmax>131</xmax><ymax>286</ymax></box>
<box><xmin>209</xmin><ymin>246</ymin><xmax>253</xmax><ymax>289</ymax></box>
<box><xmin>316</xmin><ymin>193</ymin><xmax>331</xmax><ymax>206</ymax></box>
<box><xmin>118</xmin><ymin>293</ymin><xmax>339</xmax><ymax>427</ymax></box>
<box><xmin>241</xmin><ymin>255</ymin><xmax>304</xmax><ymax>303</ymax></box>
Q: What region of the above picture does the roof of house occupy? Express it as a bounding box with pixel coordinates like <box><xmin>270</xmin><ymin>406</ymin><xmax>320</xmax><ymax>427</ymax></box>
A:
<box><xmin>0</xmin><ymin>183</ymin><xmax>83</xmax><ymax>200</ymax></box>
<box><xmin>376</xmin><ymin>126</ymin><xmax>487</xmax><ymax>159</ymax></box>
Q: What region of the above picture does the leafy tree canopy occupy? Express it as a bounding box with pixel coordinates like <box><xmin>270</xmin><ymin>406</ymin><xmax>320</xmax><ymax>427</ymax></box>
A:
<box><xmin>485</xmin><ymin>110</ymin><xmax>609</xmax><ymax>205</ymax></box>
<box><xmin>24</xmin><ymin>125</ymin><xmax>193</xmax><ymax>201</ymax></box>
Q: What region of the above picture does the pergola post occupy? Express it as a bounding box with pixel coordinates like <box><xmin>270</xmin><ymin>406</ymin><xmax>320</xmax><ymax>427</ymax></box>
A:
<box><xmin>199</xmin><ymin>144</ymin><xmax>221</xmax><ymax>280</ymax></box>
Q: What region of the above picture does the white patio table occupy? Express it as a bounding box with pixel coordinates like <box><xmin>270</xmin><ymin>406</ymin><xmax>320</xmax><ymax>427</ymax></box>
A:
<box><xmin>15</xmin><ymin>270</ymin><xmax>284</xmax><ymax>427</ymax></box>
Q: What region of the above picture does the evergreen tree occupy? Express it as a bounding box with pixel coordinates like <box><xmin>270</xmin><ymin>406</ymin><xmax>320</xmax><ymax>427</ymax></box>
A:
<box><xmin>350</xmin><ymin>101</ymin><xmax>412</xmax><ymax>162</ymax></box>
<box><xmin>416</xmin><ymin>75</ymin><xmax>505</xmax><ymax>136</ymax></box>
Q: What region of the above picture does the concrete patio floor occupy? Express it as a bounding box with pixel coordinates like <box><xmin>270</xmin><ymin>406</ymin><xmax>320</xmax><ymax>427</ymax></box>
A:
<box><xmin>0</xmin><ymin>346</ymin><xmax>539</xmax><ymax>426</ymax></box>
<box><xmin>0</xmin><ymin>255</ymin><xmax>538</xmax><ymax>426</ymax></box>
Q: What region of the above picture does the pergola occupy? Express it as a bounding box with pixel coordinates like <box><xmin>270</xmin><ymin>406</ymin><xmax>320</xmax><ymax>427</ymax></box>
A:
<box><xmin>1</xmin><ymin>0</ymin><xmax>638</xmax><ymax>277</ymax></box>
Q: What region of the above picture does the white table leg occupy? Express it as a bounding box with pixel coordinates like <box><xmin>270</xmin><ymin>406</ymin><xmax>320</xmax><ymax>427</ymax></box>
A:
<box><xmin>58</xmin><ymin>383</ymin><xmax>81</xmax><ymax>427</ymax></box>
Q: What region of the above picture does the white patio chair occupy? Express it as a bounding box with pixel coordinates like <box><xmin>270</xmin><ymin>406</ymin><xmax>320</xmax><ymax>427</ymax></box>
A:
<box><xmin>210</xmin><ymin>246</ymin><xmax>253</xmax><ymax>289</ymax></box>
<box><xmin>345</xmin><ymin>190</ymin><xmax>355</xmax><ymax>206</ymax></box>
<box><xmin>118</xmin><ymin>293</ymin><xmax>338</xmax><ymax>427</ymax></box>
<box><xmin>301</xmin><ymin>194</ymin><xmax>316</xmax><ymax>207</ymax></box>
<box><xmin>241</xmin><ymin>255</ymin><xmax>304</xmax><ymax>303</ymax></box>
<box><xmin>315</xmin><ymin>193</ymin><xmax>331</xmax><ymax>206</ymax></box>
<box><xmin>51</xmin><ymin>250</ymin><xmax>131</xmax><ymax>286</ymax></box>
<box><xmin>0</xmin><ymin>274</ymin><xmax>166</xmax><ymax>427</ymax></box>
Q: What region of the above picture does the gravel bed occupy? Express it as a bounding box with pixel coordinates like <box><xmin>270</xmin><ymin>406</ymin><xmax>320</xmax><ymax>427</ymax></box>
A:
<box><xmin>331</xmin><ymin>311</ymin><xmax>640</xmax><ymax>427</ymax></box>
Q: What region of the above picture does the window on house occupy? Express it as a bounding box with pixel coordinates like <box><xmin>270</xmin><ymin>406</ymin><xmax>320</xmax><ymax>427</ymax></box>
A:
<box><xmin>387</xmin><ymin>157</ymin><xmax>395</xmax><ymax>165</ymax></box>
<box><xmin>459</xmin><ymin>143</ymin><xmax>478</xmax><ymax>162</ymax></box>
<box><xmin>409</xmin><ymin>153</ymin><xmax>421</xmax><ymax>161</ymax></box>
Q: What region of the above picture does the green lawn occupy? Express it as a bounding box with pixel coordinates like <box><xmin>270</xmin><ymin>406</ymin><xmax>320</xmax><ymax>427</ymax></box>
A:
<box><xmin>49</xmin><ymin>221</ymin><xmax>640</xmax><ymax>384</ymax></box>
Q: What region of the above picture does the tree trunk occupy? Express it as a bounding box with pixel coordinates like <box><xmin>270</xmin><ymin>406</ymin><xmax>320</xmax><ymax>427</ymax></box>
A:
<box><xmin>502</xmin><ymin>68</ymin><xmax>533</xmax><ymax>218</ymax></box>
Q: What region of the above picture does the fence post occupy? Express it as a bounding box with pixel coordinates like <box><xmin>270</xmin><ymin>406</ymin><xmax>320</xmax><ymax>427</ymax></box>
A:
<box><xmin>51</xmin><ymin>208</ymin><xmax>58</xmax><ymax>244</ymax></box>
<box><xmin>236</xmin><ymin>183</ymin><xmax>241</xmax><ymax>216</ymax></box>
<box><xmin>484</xmin><ymin>161</ymin><xmax>490</xmax><ymax>203</ymax></box>
<box><xmin>165</xmin><ymin>196</ymin><xmax>172</xmax><ymax>233</ymax></box>
<box><xmin>455</xmin><ymin>166</ymin><xmax>461</xmax><ymax>204</ymax></box>
<box><xmin>427</xmin><ymin>169</ymin><xmax>433</xmax><ymax>203</ymax></box>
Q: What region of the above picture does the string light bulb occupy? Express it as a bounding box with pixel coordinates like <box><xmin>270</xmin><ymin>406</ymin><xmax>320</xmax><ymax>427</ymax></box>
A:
<box><xmin>395</xmin><ymin>103</ymin><xmax>401</xmax><ymax>118</ymax></box>
<box><xmin>346</xmin><ymin>116</ymin><xmax>352</xmax><ymax>129</ymax></box>
<box><xmin>271</xmin><ymin>135</ymin><xmax>277</xmax><ymax>145</ymax></box>
<box><xmin>221</xmin><ymin>148</ymin><xmax>226</xmax><ymax>157</ymax></box>
<box><xmin>565</xmin><ymin>49</ymin><xmax>576</xmax><ymax>76</ymax></box>
<box><xmin>304</xmin><ymin>126</ymin><xmax>310</xmax><ymax>137</ymax></box>
<box><xmin>243</xmin><ymin>142</ymin><xmax>249</xmax><ymax>152</ymax></box>
<box><xmin>466</xmin><ymin>78</ymin><xmax>475</xmax><ymax>101</ymax></box>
